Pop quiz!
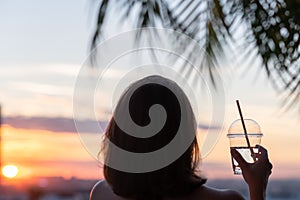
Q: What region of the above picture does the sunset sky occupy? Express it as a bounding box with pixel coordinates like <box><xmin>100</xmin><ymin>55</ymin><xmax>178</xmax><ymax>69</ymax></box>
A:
<box><xmin>0</xmin><ymin>0</ymin><xmax>300</xmax><ymax>185</ymax></box>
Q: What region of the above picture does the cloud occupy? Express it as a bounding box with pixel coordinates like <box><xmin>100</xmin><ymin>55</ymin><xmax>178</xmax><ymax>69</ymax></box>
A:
<box><xmin>197</xmin><ymin>123</ymin><xmax>221</xmax><ymax>130</ymax></box>
<box><xmin>3</xmin><ymin>116</ymin><xmax>108</xmax><ymax>133</ymax></box>
<box><xmin>3</xmin><ymin>116</ymin><xmax>218</xmax><ymax>133</ymax></box>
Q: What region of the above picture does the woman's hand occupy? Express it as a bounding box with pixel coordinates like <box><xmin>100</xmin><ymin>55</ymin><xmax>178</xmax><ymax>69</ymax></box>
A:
<box><xmin>231</xmin><ymin>145</ymin><xmax>272</xmax><ymax>200</ymax></box>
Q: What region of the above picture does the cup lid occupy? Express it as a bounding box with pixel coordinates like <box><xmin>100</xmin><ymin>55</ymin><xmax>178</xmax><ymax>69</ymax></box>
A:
<box><xmin>227</xmin><ymin>119</ymin><xmax>262</xmax><ymax>135</ymax></box>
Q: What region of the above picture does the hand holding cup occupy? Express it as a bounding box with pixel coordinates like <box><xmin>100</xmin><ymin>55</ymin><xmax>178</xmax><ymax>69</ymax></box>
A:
<box><xmin>231</xmin><ymin>145</ymin><xmax>272</xmax><ymax>199</ymax></box>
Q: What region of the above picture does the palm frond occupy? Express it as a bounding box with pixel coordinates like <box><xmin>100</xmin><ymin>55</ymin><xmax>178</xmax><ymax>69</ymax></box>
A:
<box><xmin>91</xmin><ymin>0</ymin><xmax>109</xmax><ymax>49</ymax></box>
<box><xmin>91</xmin><ymin>0</ymin><xmax>300</xmax><ymax>112</ymax></box>
<box><xmin>239</xmin><ymin>0</ymin><xmax>300</xmax><ymax>112</ymax></box>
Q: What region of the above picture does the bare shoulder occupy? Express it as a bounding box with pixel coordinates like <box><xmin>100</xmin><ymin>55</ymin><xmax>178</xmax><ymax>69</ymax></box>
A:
<box><xmin>90</xmin><ymin>181</ymin><xmax>244</xmax><ymax>200</ymax></box>
<box><xmin>192</xmin><ymin>185</ymin><xmax>245</xmax><ymax>200</ymax></box>
<box><xmin>90</xmin><ymin>180</ymin><xmax>107</xmax><ymax>200</ymax></box>
<box><xmin>90</xmin><ymin>180</ymin><xmax>124</xmax><ymax>200</ymax></box>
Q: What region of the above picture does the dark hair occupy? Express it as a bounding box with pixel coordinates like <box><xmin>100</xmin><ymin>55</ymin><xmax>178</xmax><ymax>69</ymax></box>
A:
<box><xmin>101</xmin><ymin>75</ymin><xmax>206</xmax><ymax>200</ymax></box>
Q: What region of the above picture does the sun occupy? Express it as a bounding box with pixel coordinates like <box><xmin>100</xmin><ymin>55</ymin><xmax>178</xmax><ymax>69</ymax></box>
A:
<box><xmin>2</xmin><ymin>165</ymin><xmax>19</xmax><ymax>178</ymax></box>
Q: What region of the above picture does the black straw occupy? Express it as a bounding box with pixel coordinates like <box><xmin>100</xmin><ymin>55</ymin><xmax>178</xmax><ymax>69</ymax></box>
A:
<box><xmin>236</xmin><ymin>100</ymin><xmax>255</xmax><ymax>161</ymax></box>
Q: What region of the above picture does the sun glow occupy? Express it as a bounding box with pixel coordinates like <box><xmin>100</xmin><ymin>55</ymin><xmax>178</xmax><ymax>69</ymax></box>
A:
<box><xmin>2</xmin><ymin>165</ymin><xmax>19</xmax><ymax>178</ymax></box>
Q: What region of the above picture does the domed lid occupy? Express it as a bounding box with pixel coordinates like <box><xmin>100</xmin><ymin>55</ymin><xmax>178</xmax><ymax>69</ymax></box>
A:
<box><xmin>228</xmin><ymin>119</ymin><xmax>262</xmax><ymax>135</ymax></box>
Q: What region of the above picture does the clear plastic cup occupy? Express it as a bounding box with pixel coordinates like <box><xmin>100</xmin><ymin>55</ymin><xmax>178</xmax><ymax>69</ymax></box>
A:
<box><xmin>227</xmin><ymin>119</ymin><xmax>263</xmax><ymax>174</ymax></box>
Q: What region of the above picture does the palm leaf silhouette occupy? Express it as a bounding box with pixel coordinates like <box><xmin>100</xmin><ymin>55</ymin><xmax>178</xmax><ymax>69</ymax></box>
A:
<box><xmin>91</xmin><ymin>0</ymin><xmax>300</xmax><ymax>113</ymax></box>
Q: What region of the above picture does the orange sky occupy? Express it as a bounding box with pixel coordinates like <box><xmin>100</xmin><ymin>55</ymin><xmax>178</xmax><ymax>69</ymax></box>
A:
<box><xmin>1</xmin><ymin>125</ymin><xmax>102</xmax><ymax>181</ymax></box>
<box><xmin>2</xmin><ymin>121</ymin><xmax>300</xmax><ymax>183</ymax></box>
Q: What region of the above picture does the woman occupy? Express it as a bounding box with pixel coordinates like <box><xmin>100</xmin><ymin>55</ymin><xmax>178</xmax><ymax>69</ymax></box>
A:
<box><xmin>90</xmin><ymin>75</ymin><xmax>272</xmax><ymax>200</ymax></box>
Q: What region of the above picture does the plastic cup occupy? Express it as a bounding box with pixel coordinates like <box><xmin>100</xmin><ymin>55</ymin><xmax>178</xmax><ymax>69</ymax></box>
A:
<box><xmin>227</xmin><ymin>119</ymin><xmax>263</xmax><ymax>175</ymax></box>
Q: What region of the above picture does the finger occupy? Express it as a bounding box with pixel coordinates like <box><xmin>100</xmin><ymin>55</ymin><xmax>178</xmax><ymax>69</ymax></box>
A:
<box><xmin>231</xmin><ymin>148</ymin><xmax>248</xmax><ymax>169</ymax></box>
<box><xmin>270</xmin><ymin>163</ymin><xmax>273</xmax><ymax>170</ymax></box>
<box><xmin>256</xmin><ymin>145</ymin><xmax>268</xmax><ymax>158</ymax></box>
<box><xmin>268</xmin><ymin>163</ymin><xmax>273</xmax><ymax>176</ymax></box>
<box><xmin>268</xmin><ymin>162</ymin><xmax>273</xmax><ymax>169</ymax></box>
<box><xmin>268</xmin><ymin>163</ymin><xmax>273</xmax><ymax>172</ymax></box>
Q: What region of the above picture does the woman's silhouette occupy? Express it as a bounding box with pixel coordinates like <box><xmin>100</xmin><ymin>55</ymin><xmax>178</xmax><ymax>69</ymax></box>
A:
<box><xmin>90</xmin><ymin>75</ymin><xmax>272</xmax><ymax>200</ymax></box>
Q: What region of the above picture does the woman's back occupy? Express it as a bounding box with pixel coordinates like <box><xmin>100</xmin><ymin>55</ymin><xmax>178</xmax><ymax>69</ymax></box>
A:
<box><xmin>90</xmin><ymin>180</ymin><xmax>244</xmax><ymax>200</ymax></box>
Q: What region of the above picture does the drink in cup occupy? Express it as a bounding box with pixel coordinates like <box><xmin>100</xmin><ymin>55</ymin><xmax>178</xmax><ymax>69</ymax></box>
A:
<box><xmin>227</xmin><ymin>119</ymin><xmax>263</xmax><ymax>174</ymax></box>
